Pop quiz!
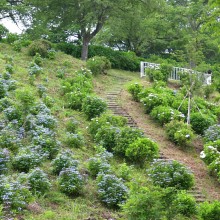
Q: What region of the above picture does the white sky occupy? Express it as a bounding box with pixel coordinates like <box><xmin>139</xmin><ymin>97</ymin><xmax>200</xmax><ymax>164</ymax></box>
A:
<box><xmin>0</xmin><ymin>18</ymin><xmax>24</xmax><ymax>34</ymax></box>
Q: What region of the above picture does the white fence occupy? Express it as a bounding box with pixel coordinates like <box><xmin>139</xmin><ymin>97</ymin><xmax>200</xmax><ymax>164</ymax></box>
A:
<box><xmin>140</xmin><ymin>62</ymin><xmax>212</xmax><ymax>85</ymax></box>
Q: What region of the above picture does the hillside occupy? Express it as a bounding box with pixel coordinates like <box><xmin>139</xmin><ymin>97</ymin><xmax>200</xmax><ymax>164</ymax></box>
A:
<box><xmin>0</xmin><ymin>43</ymin><xmax>220</xmax><ymax>220</ymax></box>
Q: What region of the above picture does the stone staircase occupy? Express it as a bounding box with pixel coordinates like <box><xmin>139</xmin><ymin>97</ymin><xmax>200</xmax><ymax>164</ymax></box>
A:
<box><xmin>105</xmin><ymin>77</ymin><xmax>206</xmax><ymax>203</ymax></box>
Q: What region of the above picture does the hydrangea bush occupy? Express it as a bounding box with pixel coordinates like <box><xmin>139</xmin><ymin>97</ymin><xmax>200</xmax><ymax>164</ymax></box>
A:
<box><xmin>147</xmin><ymin>159</ymin><xmax>195</xmax><ymax>190</ymax></box>
<box><xmin>51</xmin><ymin>150</ymin><xmax>78</xmax><ymax>175</ymax></box>
<box><xmin>58</xmin><ymin>167</ymin><xmax>84</xmax><ymax>196</ymax></box>
<box><xmin>96</xmin><ymin>173</ymin><xmax>128</xmax><ymax>207</ymax></box>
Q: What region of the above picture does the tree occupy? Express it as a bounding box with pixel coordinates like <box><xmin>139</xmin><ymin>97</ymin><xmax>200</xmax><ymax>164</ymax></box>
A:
<box><xmin>25</xmin><ymin>0</ymin><xmax>124</xmax><ymax>60</ymax></box>
<box><xmin>0</xmin><ymin>0</ymin><xmax>25</xmax><ymax>22</ymax></box>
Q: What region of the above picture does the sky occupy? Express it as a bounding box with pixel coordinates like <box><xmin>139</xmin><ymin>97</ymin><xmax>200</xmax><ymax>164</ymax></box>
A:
<box><xmin>0</xmin><ymin>18</ymin><xmax>24</xmax><ymax>34</ymax></box>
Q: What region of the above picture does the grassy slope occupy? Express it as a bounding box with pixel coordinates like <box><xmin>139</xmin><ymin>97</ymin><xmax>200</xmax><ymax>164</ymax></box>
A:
<box><xmin>1</xmin><ymin>43</ymin><xmax>220</xmax><ymax>220</ymax></box>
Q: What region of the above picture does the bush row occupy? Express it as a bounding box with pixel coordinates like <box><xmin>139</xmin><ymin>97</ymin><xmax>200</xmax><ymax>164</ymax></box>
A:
<box><xmin>56</xmin><ymin>43</ymin><xmax>143</xmax><ymax>71</ymax></box>
<box><xmin>128</xmin><ymin>82</ymin><xmax>219</xmax><ymax>148</ymax></box>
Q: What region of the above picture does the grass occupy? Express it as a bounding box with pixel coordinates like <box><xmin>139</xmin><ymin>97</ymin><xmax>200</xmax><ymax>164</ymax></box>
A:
<box><xmin>1</xmin><ymin>42</ymin><xmax>220</xmax><ymax>219</ymax></box>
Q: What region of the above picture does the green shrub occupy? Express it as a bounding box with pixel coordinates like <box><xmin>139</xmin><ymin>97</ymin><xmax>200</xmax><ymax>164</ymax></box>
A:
<box><xmin>201</xmin><ymin>141</ymin><xmax>220</xmax><ymax>165</ymax></box>
<box><xmin>150</xmin><ymin>105</ymin><xmax>185</xmax><ymax>125</ymax></box>
<box><xmin>0</xmin><ymin>149</ymin><xmax>10</xmax><ymax>174</ymax></box>
<box><xmin>12</xmin><ymin>149</ymin><xmax>45</xmax><ymax>173</ymax></box>
<box><xmin>65</xmin><ymin>132</ymin><xmax>85</xmax><ymax>148</ymax></box>
<box><xmin>64</xmin><ymin>91</ymin><xmax>87</xmax><ymax>110</ymax></box>
<box><xmin>86</xmin><ymin>56</ymin><xmax>111</xmax><ymax>75</ymax></box>
<box><xmin>28</xmin><ymin>39</ymin><xmax>52</xmax><ymax>57</ymax></box>
<box><xmin>89</xmin><ymin>114</ymin><xmax>127</xmax><ymax>138</ymax></box>
<box><xmin>165</xmin><ymin>120</ymin><xmax>195</xmax><ymax>147</ymax></box>
<box><xmin>0</xmin><ymin>175</ymin><xmax>33</xmax><ymax>214</ymax></box>
<box><xmin>147</xmin><ymin>159</ymin><xmax>195</xmax><ymax>190</ymax></box>
<box><xmin>5</xmin><ymin>63</ymin><xmax>14</xmax><ymax>74</ymax></box>
<box><xmin>28</xmin><ymin>63</ymin><xmax>43</xmax><ymax>76</ymax></box>
<box><xmin>82</xmin><ymin>96</ymin><xmax>107</xmax><ymax>120</ymax></box>
<box><xmin>57</xmin><ymin>43</ymin><xmax>142</xmax><ymax>71</ymax></box>
<box><xmin>147</xmin><ymin>69</ymin><xmax>166</xmax><ymax>82</ymax></box>
<box><xmin>66</xmin><ymin>117</ymin><xmax>79</xmax><ymax>133</ymax></box>
<box><xmin>28</xmin><ymin>168</ymin><xmax>51</xmax><ymax>196</ymax></box>
<box><xmin>0</xmin><ymin>81</ymin><xmax>7</xmax><ymax>99</ymax></box>
<box><xmin>190</xmin><ymin>112</ymin><xmax>217</xmax><ymax>135</ymax></box>
<box><xmin>96</xmin><ymin>173</ymin><xmax>128</xmax><ymax>207</ymax></box>
<box><xmin>12</xmin><ymin>40</ymin><xmax>22</xmax><ymax>52</ymax></box>
<box><xmin>198</xmin><ymin>201</ymin><xmax>220</xmax><ymax>220</ymax></box>
<box><xmin>203</xmin><ymin>125</ymin><xmax>220</xmax><ymax>142</ymax></box>
<box><xmin>127</xmin><ymin>83</ymin><xmax>143</xmax><ymax>102</ymax></box>
<box><xmin>88</xmin><ymin>157</ymin><xmax>111</xmax><ymax>177</ymax></box>
<box><xmin>171</xmin><ymin>191</ymin><xmax>197</xmax><ymax>217</ymax></box>
<box><xmin>0</xmin><ymin>24</ymin><xmax>8</xmax><ymax>40</ymax></box>
<box><xmin>141</xmin><ymin>93</ymin><xmax>170</xmax><ymax>114</ymax></box>
<box><xmin>51</xmin><ymin>150</ymin><xmax>78</xmax><ymax>175</ymax></box>
<box><xmin>95</xmin><ymin>126</ymin><xmax>120</xmax><ymax>152</ymax></box>
<box><xmin>116</xmin><ymin>163</ymin><xmax>133</xmax><ymax>181</ymax></box>
<box><xmin>3</xmin><ymin>106</ymin><xmax>22</xmax><ymax>121</ymax></box>
<box><xmin>33</xmin><ymin>53</ymin><xmax>43</xmax><ymax>66</ymax></box>
<box><xmin>122</xmin><ymin>186</ymin><xmax>165</xmax><ymax>220</ymax></box>
<box><xmin>174</xmin><ymin>128</ymin><xmax>195</xmax><ymax>147</ymax></box>
<box><xmin>47</xmin><ymin>49</ymin><xmax>56</xmax><ymax>60</ymax></box>
<box><xmin>58</xmin><ymin>167</ymin><xmax>84</xmax><ymax>196</ymax></box>
<box><xmin>37</xmin><ymin>84</ymin><xmax>47</xmax><ymax>98</ymax></box>
<box><xmin>125</xmin><ymin>137</ymin><xmax>159</xmax><ymax>166</ymax></box>
<box><xmin>114</xmin><ymin>127</ymin><xmax>144</xmax><ymax>156</ymax></box>
<box><xmin>31</xmin><ymin>128</ymin><xmax>59</xmax><ymax>159</ymax></box>
<box><xmin>6</xmin><ymin>33</ymin><xmax>19</xmax><ymax>44</ymax></box>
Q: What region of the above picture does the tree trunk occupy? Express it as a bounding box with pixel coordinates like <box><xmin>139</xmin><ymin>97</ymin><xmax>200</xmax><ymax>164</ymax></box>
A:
<box><xmin>81</xmin><ymin>35</ymin><xmax>90</xmax><ymax>61</ymax></box>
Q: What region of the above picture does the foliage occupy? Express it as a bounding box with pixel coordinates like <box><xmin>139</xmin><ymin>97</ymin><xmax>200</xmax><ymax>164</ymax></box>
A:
<box><xmin>57</xmin><ymin>44</ymin><xmax>142</xmax><ymax>71</ymax></box>
<box><xmin>116</xmin><ymin>163</ymin><xmax>133</xmax><ymax>181</ymax></box>
<box><xmin>94</xmin><ymin>126</ymin><xmax>120</xmax><ymax>152</ymax></box>
<box><xmin>28</xmin><ymin>63</ymin><xmax>43</xmax><ymax>76</ymax></box>
<box><xmin>65</xmin><ymin>132</ymin><xmax>85</xmax><ymax>148</ymax></box>
<box><xmin>114</xmin><ymin>127</ymin><xmax>144</xmax><ymax>156</ymax></box>
<box><xmin>62</xmin><ymin>69</ymin><xmax>93</xmax><ymax>110</ymax></box>
<box><xmin>127</xmin><ymin>82</ymin><xmax>143</xmax><ymax>102</ymax></box>
<box><xmin>87</xmin><ymin>153</ymin><xmax>112</xmax><ymax>178</ymax></box>
<box><xmin>171</xmin><ymin>191</ymin><xmax>197</xmax><ymax>217</ymax></box>
<box><xmin>3</xmin><ymin>106</ymin><xmax>22</xmax><ymax>121</ymax></box>
<box><xmin>146</xmin><ymin>69</ymin><xmax>167</xmax><ymax>82</ymax></box>
<box><xmin>28</xmin><ymin>168</ymin><xmax>51</xmax><ymax>196</ymax></box>
<box><xmin>28</xmin><ymin>39</ymin><xmax>52</xmax><ymax>57</ymax></box>
<box><xmin>37</xmin><ymin>84</ymin><xmax>47</xmax><ymax>98</ymax></box>
<box><xmin>204</xmin><ymin>124</ymin><xmax>220</xmax><ymax>142</ymax></box>
<box><xmin>82</xmin><ymin>96</ymin><xmax>107</xmax><ymax>120</ymax></box>
<box><xmin>66</xmin><ymin>117</ymin><xmax>79</xmax><ymax>133</ymax></box>
<box><xmin>141</xmin><ymin>92</ymin><xmax>170</xmax><ymax>114</ymax></box>
<box><xmin>89</xmin><ymin>114</ymin><xmax>127</xmax><ymax>138</ymax></box>
<box><xmin>86</xmin><ymin>56</ymin><xmax>111</xmax><ymax>75</ymax></box>
<box><xmin>190</xmin><ymin>112</ymin><xmax>217</xmax><ymax>135</ymax></box>
<box><xmin>125</xmin><ymin>137</ymin><xmax>159</xmax><ymax>166</ymax></box>
<box><xmin>165</xmin><ymin>120</ymin><xmax>195</xmax><ymax>147</ymax></box>
<box><xmin>0</xmin><ymin>149</ymin><xmax>10</xmax><ymax>174</ymax></box>
<box><xmin>0</xmin><ymin>175</ymin><xmax>33</xmax><ymax>213</ymax></box>
<box><xmin>12</xmin><ymin>148</ymin><xmax>45</xmax><ymax>173</ymax></box>
<box><xmin>51</xmin><ymin>150</ymin><xmax>78</xmax><ymax>175</ymax></box>
<box><xmin>150</xmin><ymin>105</ymin><xmax>185</xmax><ymax>125</ymax></box>
<box><xmin>58</xmin><ymin>167</ymin><xmax>84</xmax><ymax>196</ymax></box>
<box><xmin>122</xmin><ymin>186</ymin><xmax>167</xmax><ymax>220</ymax></box>
<box><xmin>147</xmin><ymin>159</ymin><xmax>195</xmax><ymax>190</ymax></box>
<box><xmin>198</xmin><ymin>201</ymin><xmax>220</xmax><ymax>220</ymax></box>
<box><xmin>96</xmin><ymin>173</ymin><xmax>128</xmax><ymax>207</ymax></box>
<box><xmin>33</xmin><ymin>53</ymin><xmax>44</xmax><ymax>66</ymax></box>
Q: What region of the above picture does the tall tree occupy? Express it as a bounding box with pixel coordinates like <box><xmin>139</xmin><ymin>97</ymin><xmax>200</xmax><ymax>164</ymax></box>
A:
<box><xmin>25</xmin><ymin>0</ymin><xmax>126</xmax><ymax>60</ymax></box>
<box><xmin>0</xmin><ymin>0</ymin><xmax>25</xmax><ymax>22</ymax></box>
